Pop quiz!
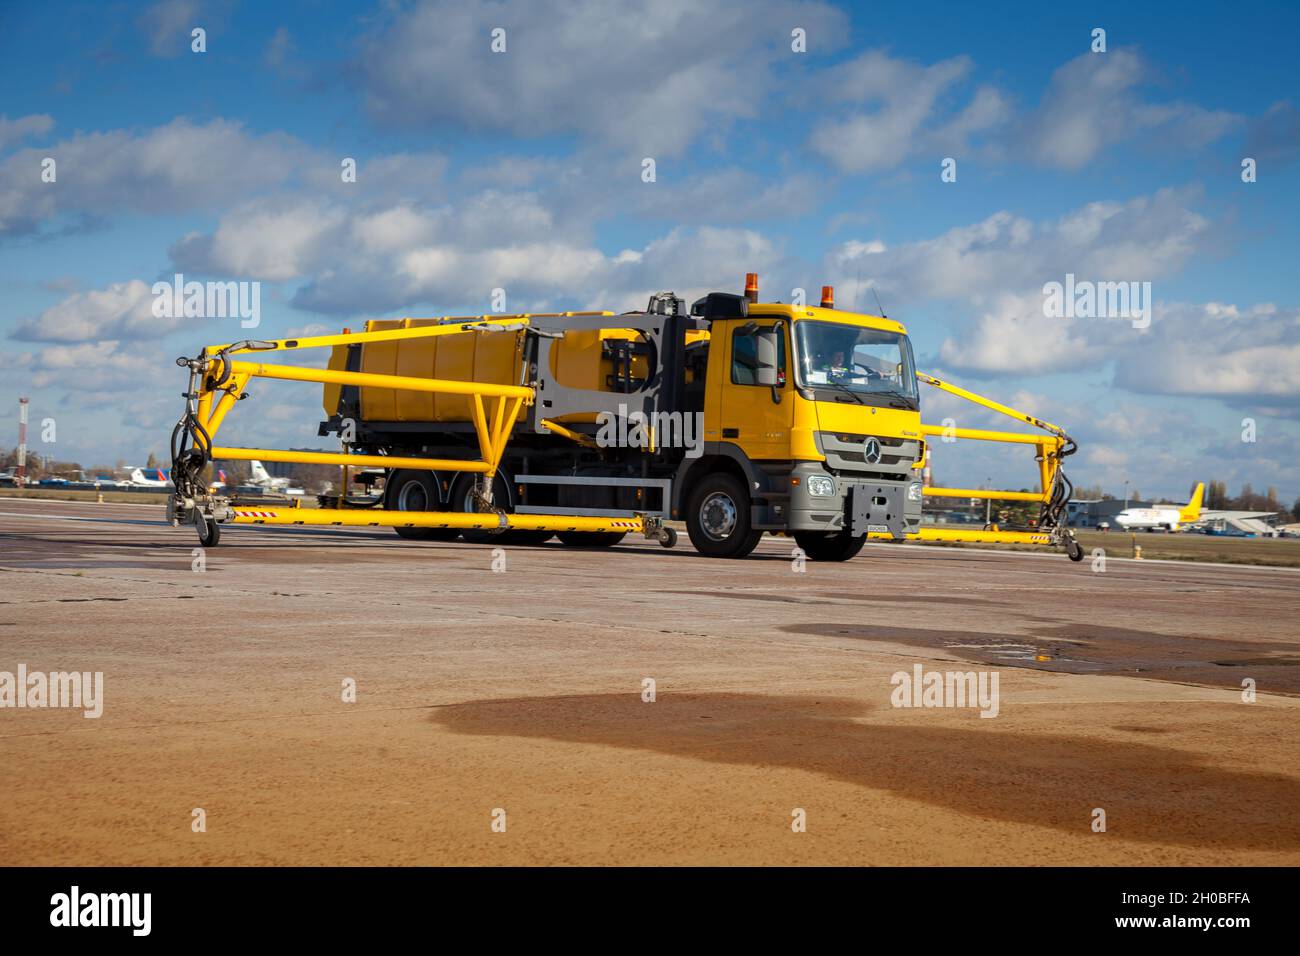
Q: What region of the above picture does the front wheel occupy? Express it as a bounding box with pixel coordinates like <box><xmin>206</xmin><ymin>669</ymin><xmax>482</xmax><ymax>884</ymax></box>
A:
<box><xmin>793</xmin><ymin>530</ymin><xmax>866</xmax><ymax>561</ymax></box>
<box><xmin>685</xmin><ymin>472</ymin><xmax>762</xmax><ymax>558</ymax></box>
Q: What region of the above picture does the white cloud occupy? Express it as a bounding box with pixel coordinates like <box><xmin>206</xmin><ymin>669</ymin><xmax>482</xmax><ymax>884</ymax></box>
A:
<box><xmin>171</xmin><ymin>199</ymin><xmax>349</xmax><ymax>281</ymax></box>
<box><xmin>138</xmin><ymin>0</ymin><xmax>213</xmax><ymax>58</ymax></box>
<box><xmin>1244</xmin><ymin>100</ymin><xmax>1300</xmax><ymax>167</ymax></box>
<box><xmin>264</xmin><ymin>25</ymin><xmax>295</xmax><ymax>72</ymax></box>
<box><xmin>839</xmin><ymin>188</ymin><xmax>1209</xmax><ymax>301</ymax></box>
<box><xmin>292</xmin><ymin>216</ymin><xmax>781</xmax><ymax>316</ymax></box>
<box><xmin>829</xmin><ymin>187</ymin><xmax>1211</xmax><ymax>374</ymax></box>
<box><xmin>936</xmin><ymin>290</ymin><xmax>1129</xmax><ymax>375</ymax></box>
<box><xmin>26</xmin><ymin>340</ymin><xmax>161</xmax><ymax>392</ymax></box>
<box><xmin>1020</xmin><ymin>49</ymin><xmax>1241</xmax><ymax>170</ymax></box>
<box><xmin>0</xmin><ymin>118</ymin><xmax>312</xmax><ymax>235</ymax></box>
<box><xmin>0</xmin><ymin>117</ymin><xmax>446</xmax><ymax>237</ymax></box>
<box><xmin>630</xmin><ymin>169</ymin><xmax>823</xmax><ymax>223</ymax></box>
<box><xmin>357</xmin><ymin>0</ymin><xmax>847</xmax><ymax>155</ymax></box>
<box><xmin>161</xmin><ymin>168</ymin><xmax>786</xmax><ymax>315</ymax></box>
<box><xmin>808</xmin><ymin>51</ymin><xmax>1006</xmax><ymax>173</ymax></box>
<box><xmin>1114</xmin><ymin>303</ymin><xmax>1300</xmax><ymax>409</ymax></box>
<box><xmin>13</xmin><ymin>279</ymin><xmax>180</xmax><ymax>343</ymax></box>
<box><xmin>0</xmin><ymin>114</ymin><xmax>54</xmax><ymax>153</ymax></box>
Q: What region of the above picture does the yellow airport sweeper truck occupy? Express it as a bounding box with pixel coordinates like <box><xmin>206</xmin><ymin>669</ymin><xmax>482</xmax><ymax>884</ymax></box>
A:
<box><xmin>166</xmin><ymin>274</ymin><xmax>1083</xmax><ymax>561</ymax></box>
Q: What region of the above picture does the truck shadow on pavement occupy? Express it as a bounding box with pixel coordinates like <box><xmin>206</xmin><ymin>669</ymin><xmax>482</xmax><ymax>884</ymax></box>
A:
<box><xmin>429</xmin><ymin>692</ymin><xmax>1300</xmax><ymax>850</ymax></box>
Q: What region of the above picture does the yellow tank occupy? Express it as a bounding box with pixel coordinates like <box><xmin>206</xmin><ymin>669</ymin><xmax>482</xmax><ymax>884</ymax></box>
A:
<box><xmin>323</xmin><ymin>319</ymin><xmax>659</xmax><ymax>424</ymax></box>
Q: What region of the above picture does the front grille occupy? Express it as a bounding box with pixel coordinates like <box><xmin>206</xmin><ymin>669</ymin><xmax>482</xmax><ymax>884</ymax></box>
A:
<box><xmin>820</xmin><ymin>432</ymin><xmax>919</xmax><ymax>480</ymax></box>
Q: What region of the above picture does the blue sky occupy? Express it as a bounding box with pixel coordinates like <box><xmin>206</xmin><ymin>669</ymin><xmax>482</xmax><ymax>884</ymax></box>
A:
<box><xmin>1</xmin><ymin>0</ymin><xmax>1297</xmax><ymax>503</ymax></box>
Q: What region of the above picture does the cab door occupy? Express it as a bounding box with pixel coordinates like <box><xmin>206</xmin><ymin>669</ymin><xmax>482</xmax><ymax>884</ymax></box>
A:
<box><xmin>718</xmin><ymin>319</ymin><xmax>793</xmax><ymax>461</ymax></box>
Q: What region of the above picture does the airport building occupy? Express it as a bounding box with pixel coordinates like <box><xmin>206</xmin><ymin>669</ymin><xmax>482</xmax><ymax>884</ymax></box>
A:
<box><xmin>1066</xmin><ymin>497</ymin><xmax>1151</xmax><ymax>529</ymax></box>
<box><xmin>1199</xmin><ymin>512</ymin><xmax>1284</xmax><ymax>536</ymax></box>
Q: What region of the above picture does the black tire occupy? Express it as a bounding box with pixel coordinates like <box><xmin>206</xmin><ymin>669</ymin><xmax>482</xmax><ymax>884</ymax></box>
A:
<box><xmin>685</xmin><ymin>472</ymin><xmax>762</xmax><ymax>558</ymax></box>
<box><xmin>508</xmin><ymin>530</ymin><xmax>556</xmax><ymax>545</ymax></box>
<box><xmin>386</xmin><ymin>469</ymin><xmax>458</xmax><ymax>541</ymax></box>
<box><xmin>793</xmin><ymin>530</ymin><xmax>867</xmax><ymax>561</ymax></box>
<box><xmin>196</xmin><ymin>513</ymin><xmax>220</xmax><ymax>547</ymax></box>
<box><xmin>1066</xmin><ymin>538</ymin><xmax>1084</xmax><ymax>562</ymax></box>
<box><xmin>556</xmin><ymin>530</ymin><xmax>626</xmax><ymax>547</ymax></box>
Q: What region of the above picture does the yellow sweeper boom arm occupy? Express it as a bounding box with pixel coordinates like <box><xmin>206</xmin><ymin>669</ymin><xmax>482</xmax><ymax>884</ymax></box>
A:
<box><xmin>898</xmin><ymin>371</ymin><xmax>1081</xmax><ymax>559</ymax></box>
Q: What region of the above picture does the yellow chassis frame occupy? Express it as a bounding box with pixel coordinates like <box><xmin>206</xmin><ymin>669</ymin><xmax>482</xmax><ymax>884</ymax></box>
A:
<box><xmin>182</xmin><ymin>314</ymin><xmax>658</xmax><ymax>536</ymax></box>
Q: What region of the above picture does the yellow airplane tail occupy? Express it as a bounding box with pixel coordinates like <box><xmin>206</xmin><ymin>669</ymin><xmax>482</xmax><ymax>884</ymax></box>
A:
<box><xmin>1179</xmin><ymin>482</ymin><xmax>1205</xmax><ymax>523</ymax></box>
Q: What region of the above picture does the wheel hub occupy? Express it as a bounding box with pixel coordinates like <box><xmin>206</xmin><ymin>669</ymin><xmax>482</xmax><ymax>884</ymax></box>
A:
<box><xmin>398</xmin><ymin>482</ymin><xmax>428</xmax><ymax>511</ymax></box>
<box><xmin>700</xmin><ymin>492</ymin><xmax>738</xmax><ymax>540</ymax></box>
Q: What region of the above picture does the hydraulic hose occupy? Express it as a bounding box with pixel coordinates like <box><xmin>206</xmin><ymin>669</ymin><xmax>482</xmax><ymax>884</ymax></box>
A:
<box><xmin>1038</xmin><ymin>435</ymin><xmax>1077</xmax><ymax>531</ymax></box>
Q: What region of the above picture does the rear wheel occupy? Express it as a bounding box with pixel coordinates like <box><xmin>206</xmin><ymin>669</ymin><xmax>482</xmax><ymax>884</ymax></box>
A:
<box><xmin>685</xmin><ymin>472</ymin><xmax>762</xmax><ymax>558</ymax></box>
<box><xmin>507</xmin><ymin>529</ymin><xmax>556</xmax><ymax>545</ymax></box>
<box><xmin>793</xmin><ymin>530</ymin><xmax>867</xmax><ymax>561</ymax></box>
<box><xmin>449</xmin><ymin>472</ymin><xmax>553</xmax><ymax>545</ymax></box>
<box><xmin>386</xmin><ymin>469</ymin><xmax>458</xmax><ymax>541</ymax></box>
<box><xmin>556</xmin><ymin>530</ymin><xmax>626</xmax><ymax>547</ymax></box>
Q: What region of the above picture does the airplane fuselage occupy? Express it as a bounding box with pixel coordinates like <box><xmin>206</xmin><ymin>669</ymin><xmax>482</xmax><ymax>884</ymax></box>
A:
<box><xmin>1114</xmin><ymin>507</ymin><xmax>1182</xmax><ymax>531</ymax></box>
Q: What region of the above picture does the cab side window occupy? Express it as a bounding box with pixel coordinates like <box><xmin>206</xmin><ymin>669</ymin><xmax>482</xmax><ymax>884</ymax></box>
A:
<box><xmin>731</xmin><ymin>326</ymin><xmax>786</xmax><ymax>386</ymax></box>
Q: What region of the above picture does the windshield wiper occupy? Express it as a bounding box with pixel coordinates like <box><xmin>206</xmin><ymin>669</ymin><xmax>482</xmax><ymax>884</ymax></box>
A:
<box><xmin>816</xmin><ymin>380</ymin><xmax>915</xmax><ymax>409</ymax></box>
<box><xmin>874</xmin><ymin>388</ymin><xmax>917</xmax><ymax>409</ymax></box>
<box><xmin>819</xmin><ymin>380</ymin><xmax>865</xmax><ymax>404</ymax></box>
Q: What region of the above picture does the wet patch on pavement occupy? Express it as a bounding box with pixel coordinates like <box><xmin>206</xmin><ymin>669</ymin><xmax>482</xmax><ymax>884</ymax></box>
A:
<box><xmin>780</xmin><ymin>622</ymin><xmax>1300</xmax><ymax>694</ymax></box>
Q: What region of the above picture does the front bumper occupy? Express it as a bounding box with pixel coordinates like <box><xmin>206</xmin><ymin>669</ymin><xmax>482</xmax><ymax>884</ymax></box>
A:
<box><xmin>784</xmin><ymin>461</ymin><xmax>921</xmax><ymax>538</ymax></box>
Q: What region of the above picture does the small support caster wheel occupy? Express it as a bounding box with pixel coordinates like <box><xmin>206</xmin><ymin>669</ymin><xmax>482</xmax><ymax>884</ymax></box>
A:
<box><xmin>195</xmin><ymin>512</ymin><xmax>221</xmax><ymax>548</ymax></box>
<box><xmin>658</xmin><ymin>526</ymin><xmax>678</xmax><ymax>548</ymax></box>
<box><xmin>1065</xmin><ymin>538</ymin><xmax>1083</xmax><ymax>562</ymax></box>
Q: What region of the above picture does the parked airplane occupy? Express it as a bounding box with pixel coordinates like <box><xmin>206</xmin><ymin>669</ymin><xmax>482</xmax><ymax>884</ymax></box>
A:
<box><xmin>243</xmin><ymin>460</ymin><xmax>304</xmax><ymax>496</ymax></box>
<box><xmin>1114</xmin><ymin>482</ymin><xmax>1204</xmax><ymax>532</ymax></box>
<box><xmin>127</xmin><ymin>467</ymin><xmax>173</xmax><ymax>488</ymax></box>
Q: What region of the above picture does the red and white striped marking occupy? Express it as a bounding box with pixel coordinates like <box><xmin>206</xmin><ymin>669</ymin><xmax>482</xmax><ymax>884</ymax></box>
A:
<box><xmin>233</xmin><ymin>510</ymin><xmax>279</xmax><ymax>518</ymax></box>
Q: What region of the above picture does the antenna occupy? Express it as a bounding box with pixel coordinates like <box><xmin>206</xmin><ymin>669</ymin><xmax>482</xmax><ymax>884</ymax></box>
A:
<box><xmin>871</xmin><ymin>284</ymin><xmax>888</xmax><ymax>318</ymax></box>
<box><xmin>853</xmin><ymin>267</ymin><xmax>862</xmax><ymax>311</ymax></box>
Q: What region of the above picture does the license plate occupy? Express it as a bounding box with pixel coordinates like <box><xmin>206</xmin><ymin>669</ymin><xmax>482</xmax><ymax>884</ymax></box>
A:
<box><xmin>867</xmin><ymin>524</ymin><xmax>889</xmax><ymax>533</ymax></box>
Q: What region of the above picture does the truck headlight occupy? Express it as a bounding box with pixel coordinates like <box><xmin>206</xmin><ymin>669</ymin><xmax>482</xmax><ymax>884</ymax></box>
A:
<box><xmin>907</xmin><ymin>481</ymin><xmax>923</xmax><ymax>502</ymax></box>
<box><xmin>807</xmin><ymin>475</ymin><xmax>836</xmax><ymax>497</ymax></box>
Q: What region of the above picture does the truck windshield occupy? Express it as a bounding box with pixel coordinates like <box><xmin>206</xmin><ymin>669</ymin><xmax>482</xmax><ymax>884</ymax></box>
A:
<box><xmin>794</xmin><ymin>321</ymin><xmax>918</xmax><ymax>404</ymax></box>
